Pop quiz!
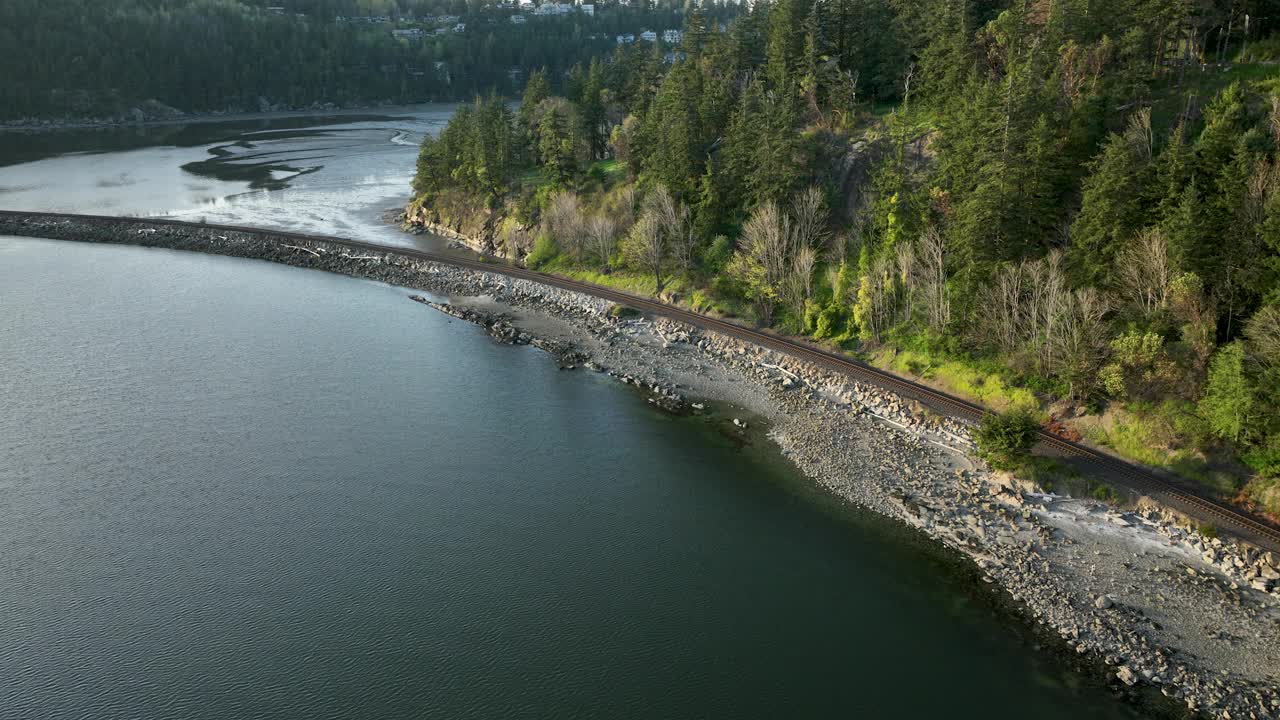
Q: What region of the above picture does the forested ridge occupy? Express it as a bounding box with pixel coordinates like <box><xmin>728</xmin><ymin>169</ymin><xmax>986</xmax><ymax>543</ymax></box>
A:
<box><xmin>1</xmin><ymin>0</ymin><xmax>731</xmax><ymax>120</ymax></box>
<box><xmin>412</xmin><ymin>0</ymin><xmax>1280</xmax><ymax>517</ymax></box>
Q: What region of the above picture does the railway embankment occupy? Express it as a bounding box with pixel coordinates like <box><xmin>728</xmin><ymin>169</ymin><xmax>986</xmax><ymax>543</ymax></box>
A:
<box><xmin>3</xmin><ymin>211</ymin><xmax>1280</xmax><ymax>719</ymax></box>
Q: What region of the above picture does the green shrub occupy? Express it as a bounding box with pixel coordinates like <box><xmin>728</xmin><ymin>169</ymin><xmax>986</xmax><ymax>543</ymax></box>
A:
<box><xmin>1244</xmin><ymin>436</ymin><xmax>1280</xmax><ymax>478</ymax></box>
<box><xmin>1196</xmin><ymin>522</ymin><xmax>1218</xmax><ymax>539</ymax></box>
<box><xmin>1246</xmin><ymin>475</ymin><xmax>1280</xmax><ymax>517</ymax></box>
<box><xmin>1091</xmin><ymin>483</ymin><xmax>1121</xmax><ymax>503</ymax></box>
<box><xmin>1199</xmin><ymin>342</ymin><xmax>1257</xmax><ymax>444</ymax></box>
<box><xmin>702</xmin><ymin>235</ymin><xmax>734</xmax><ymax>275</ymax></box>
<box><xmin>974</xmin><ymin>410</ymin><xmax>1040</xmax><ymax>469</ymax></box>
<box><xmin>525</xmin><ymin>233</ymin><xmax>559</xmax><ymax>269</ymax></box>
<box><xmin>813</xmin><ymin>302</ymin><xmax>848</xmax><ymax>340</ymax></box>
<box><xmin>689</xmin><ymin>288</ymin><xmax>713</xmax><ymax>313</ymax></box>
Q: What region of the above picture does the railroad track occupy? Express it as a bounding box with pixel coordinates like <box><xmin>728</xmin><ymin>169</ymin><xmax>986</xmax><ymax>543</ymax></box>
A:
<box><xmin>5</xmin><ymin>209</ymin><xmax>1280</xmax><ymax>553</ymax></box>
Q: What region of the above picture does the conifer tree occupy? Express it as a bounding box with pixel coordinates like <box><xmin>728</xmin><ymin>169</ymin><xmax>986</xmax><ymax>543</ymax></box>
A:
<box><xmin>1069</xmin><ymin>114</ymin><xmax>1155</xmax><ymax>283</ymax></box>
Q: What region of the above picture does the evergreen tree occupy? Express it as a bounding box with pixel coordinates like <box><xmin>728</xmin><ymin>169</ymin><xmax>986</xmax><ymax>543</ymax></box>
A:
<box><xmin>1069</xmin><ymin>115</ymin><xmax>1155</xmax><ymax>283</ymax></box>
<box><xmin>1200</xmin><ymin>342</ymin><xmax>1258</xmax><ymax>444</ymax></box>
<box><xmin>642</xmin><ymin>59</ymin><xmax>705</xmax><ymax>201</ymax></box>
<box><xmin>519</xmin><ymin>67</ymin><xmax>550</xmax><ymax>132</ymax></box>
<box><xmin>538</xmin><ymin>101</ymin><xmax>579</xmax><ymax>184</ymax></box>
<box><xmin>581</xmin><ymin>60</ymin><xmax>607</xmax><ymax>161</ymax></box>
<box><xmin>764</xmin><ymin>0</ymin><xmax>813</xmax><ymax>90</ymax></box>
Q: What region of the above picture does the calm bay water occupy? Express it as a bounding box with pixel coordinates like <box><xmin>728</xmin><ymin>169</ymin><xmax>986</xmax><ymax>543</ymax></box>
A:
<box><xmin>0</xmin><ymin>237</ymin><xmax>1165</xmax><ymax>719</ymax></box>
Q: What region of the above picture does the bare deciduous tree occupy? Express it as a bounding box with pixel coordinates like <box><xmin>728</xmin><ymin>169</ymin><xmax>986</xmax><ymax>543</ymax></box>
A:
<box><xmin>646</xmin><ymin>185</ymin><xmax>679</xmax><ymax>234</ymax></box>
<box><xmin>782</xmin><ymin>244</ymin><xmax>817</xmax><ymax>323</ymax></box>
<box><xmin>1170</xmin><ymin>272</ymin><xmax>1217</xmax><ymax>375</ymax></box>
<box><xmin>983</xmin><ymin>261</ymin><xmax>1026</xmax><ymax>355</ymax></box>
<box><xmin>979</xmin><ymin>249</ymin><xmax>1092</xmax><ymax>381</ymax></box>
<box><xmin>646</xmin><ymin>184</ymin><xmax>697</xmax><ymax>275</ymax></box>
<box><xmin>544</xmin><ymin>191</ymin><xmax>585</xmax><ymax>258</ymax></box>
<box><xmin>857</xmin><ymin>253</ymin><xmax>896</xmax><ymax>343</ymax></box>
<box><xmin>791</xmin><ymin>186</ymin><xmax>830</xmax><ymax>254</ymax></box>
<box><xmin>1242</xmin><ymin>159</ymin><xmax>1280</xmax><ymax>228</ymax></box>
<box><xmin>731</xmin><ymin>200</ymin><xmax>792</xmax><ymax>324</ymax></box>
<box><xmin>1052</xmin><ymin>288</ymin><xmax>1111</xmax><ymax>399</ymax></box>
<box><xmin>1269</xmin><ymin>96</ymin><xmax>1280</xmax><ymax>148</ymax></box>
<box><xmin>623</xmin><ymin>212</ymin><xmax>666</xmax><ymax>293</ymax></box>
<box><xmin>606</xmin><ymin>185</ymin><xmax>637</xmax><ymax>226</ymax></box>
<box><xmin>1027</xmin><ymin>250</ymin><xmax>1067</xmax><ymax>371</ymax></box>
<box><xmin>585</xmin><ymin>213</ymin><xmax>617</xmax><ymax>269</ymax></box>
<box><xmin>1124</xmin><ymin>107</ymin><xmax>1153</xmax><ymax>162</ymax></box>
<box><xmin>1116</xmin><ymin>227</ymin><xmax>1171</xmax><ymax>321</ymax></box>
<box><xmin>742</xmin><ymin>200</ymin><xmax>792</xmax><ymax>290</ymax></box>
<box><xmin>1246</xmin><ymin>304</ymin><xmax>1280</xmax><ymax>374</ymax></box>
<box><xmin>895</xmin><ymin>242</ymin><xmax>916</xmax><ymax>324</ymax></box>
<box><xmin>915</xmin><ymin>226</ymin><xmax>950</xmax><ymax>332</ymax></box>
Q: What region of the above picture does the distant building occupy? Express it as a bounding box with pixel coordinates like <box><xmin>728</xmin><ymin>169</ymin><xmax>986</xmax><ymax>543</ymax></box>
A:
<box><xmin>510</xmin><ymin>14</ymin><xmax>527</xmax><ymax>23</ymax></box>
<box><xmin>639</xmin><ymin>30</ymin><xmax>657</xmax><ymax>42</ymax></box>
<box><xmin>662</xmin><ymin>29</ymin><xmax>681</xmax><ymax>43</ymax></box>
<box><xmin>453</xmin><ymin>22</ymin><xmax>466</xmax><ymax>33</ymax></box>
<box><xmin>534</xmin><ymin>2</ymin><xmax>573</xmax><ymax>15</ymax></box>
<box><xmin>580</xmin><ymin>3</ymin><xmax>595</xmax><ymax>15</ymax></box>
<box><xmin>616</xmin><ymin>34</ymin><xmax>635</xmax><ymax>44</ymax></box>
<box><xmin>266</xmin><ymin>6</ymin><xmax>286</xmax><ymax>14</ymax></box>
<box><xmin>392</xmin><ymin>28</ymin><xmax>426</xmax><ymax>38</ymax></box>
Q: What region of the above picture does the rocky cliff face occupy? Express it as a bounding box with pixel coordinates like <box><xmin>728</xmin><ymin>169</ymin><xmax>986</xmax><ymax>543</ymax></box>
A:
<box><xmin>403</xmin><ymin>192</ymin><xmax>500</xmax><ymax>255</ymax></box>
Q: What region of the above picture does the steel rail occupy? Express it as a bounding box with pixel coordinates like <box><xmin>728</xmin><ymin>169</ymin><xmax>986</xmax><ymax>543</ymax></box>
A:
<box><xmin>4</xmin><ymin>209</ymin><xmax>1279</xmax><ymax>552</ymax></box>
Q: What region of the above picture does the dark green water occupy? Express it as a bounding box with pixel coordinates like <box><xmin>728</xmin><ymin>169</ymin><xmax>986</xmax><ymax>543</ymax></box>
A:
<box><xmin>0</xmin><ymin>238</ymin><xmax>1163</xmax><ymax>719</ymax></box>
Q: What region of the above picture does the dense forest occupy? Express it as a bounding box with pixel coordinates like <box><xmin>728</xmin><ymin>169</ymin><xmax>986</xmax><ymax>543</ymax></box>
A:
<box><xmin>411</xmin><ymin>0</ymin><xmax>1280</xmax><ymax>517</ymax></box>
<box><xmin>0</xmin><ymin>0</ymin><xmax>737</xmax><ymax>120</ymax></box>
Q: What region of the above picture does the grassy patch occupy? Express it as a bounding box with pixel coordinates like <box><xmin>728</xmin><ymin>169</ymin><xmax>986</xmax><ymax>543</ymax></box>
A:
<box><xmin>539</xmin><ymin>257</ymin><xmax>748</xmax><ymax>318</ymax></box>
<box><xmin>1074</xmin><ymin>405</ymin><xmax>1242</xmax><ymax>496</ymax></box>
<box><xmin>547</xmin><ymin>263</ymin><xmax>659</xmax><ymax>295</ymax></box>
<box><xmin>1079</xmin><ymin>411</ymin><xmax>1169</xmax><ymax>467</ymax></box>
<box><xmin>870</xmin><ymin>346</ymin><xmax>1039</xmax><ymax>413</ymax></box>
<box><xmin>1245</xmin><ymin>475</ymin><xmax>1280</xmax><ymax>517</ymax></box>
<box><xmin>517</xmin><ymin>167</ymin><xmax>546</xmax><ymax>190</ymax></box>
<box><xmin>1009</xmin><ymin>455</ymin><xmax>1080</xmax><ymax>492</ymax></box>
<box><xmin>589</xmin><ymin>159</ymin><xmax>624</xmax><ymax>177</ymax></box>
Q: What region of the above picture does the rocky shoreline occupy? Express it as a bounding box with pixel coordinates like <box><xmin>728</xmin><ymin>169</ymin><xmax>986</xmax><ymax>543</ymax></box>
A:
<box><xmin>3</xmin><ymin>214</ymin><xmax>1279</xmax><ymax>719</ymax></box>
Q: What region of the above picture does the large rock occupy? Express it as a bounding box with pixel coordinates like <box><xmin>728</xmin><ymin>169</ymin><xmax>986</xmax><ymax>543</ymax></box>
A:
<box><xmin>1116</xmin><ymin>666</ymin><xmax>1139</xmax><ymax>686</ymax></box>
